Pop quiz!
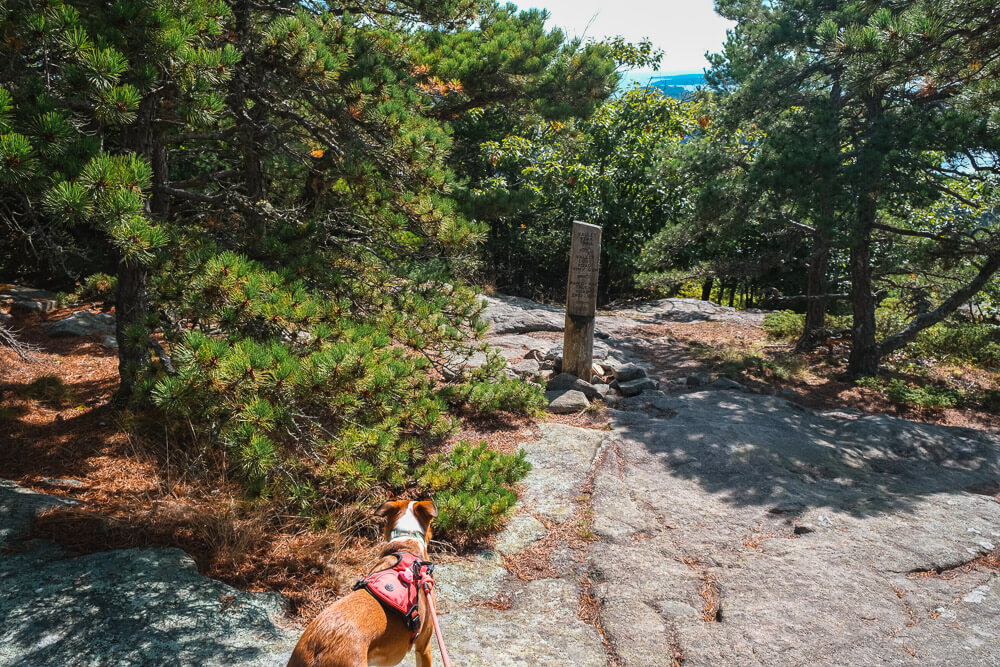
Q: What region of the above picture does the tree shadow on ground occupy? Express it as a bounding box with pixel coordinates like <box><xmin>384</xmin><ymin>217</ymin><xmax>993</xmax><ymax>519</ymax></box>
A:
<box><xmin>615</xmin><ymin>391</ymin><xmax>1000</xmax><ymax>517</ymax></box>
<box><xmin>0</xmin><ymin>377</ymin><xmax>120</xmax><ymax>481</ymax></box>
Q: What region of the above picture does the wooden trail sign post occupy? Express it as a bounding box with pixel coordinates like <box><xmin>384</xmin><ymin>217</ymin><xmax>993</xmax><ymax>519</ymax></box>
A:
<box><xmin>563</xmin><ymin>221</ymin><xmax>602</xmax><ymax>380</ymax></box>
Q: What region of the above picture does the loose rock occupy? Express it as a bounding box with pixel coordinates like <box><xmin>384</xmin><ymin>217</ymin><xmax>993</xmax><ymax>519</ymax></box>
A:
<box><xmin>617</xmin><ymin>376</ymin><xmax>658</xmax><ymax>397</ymax></box>
<box><xmin>546</xmin><ymin>372</ymin><xmax>600</xmax><ymax>400</ymax></box>
<box><xmin>45</xmin><ymin>311</ymin><xmax>116</xmax><ymax>337</ymax></box>
<box><xmin>710</xmin><ymin>377</ymin><xmax>743</xmax><ymax>390</ymax></box>
<box><xmin>613</xmin><ymin>362</ymin><xmax>647</xmax><ymax>383</ymax></box>
<box><xmin>685</xmin><ymin>372</ymin><xmax>712</xmax><ymax>387</ymax></box>
<box><xmin>545</xmin><ymin>389</ymin><xmax>590</xmax><ymax>413</ymax></box>
<box><xmin>511</xmin><ymin>358</ymin><xmax>540</xmax><ymax>375</ymax></box>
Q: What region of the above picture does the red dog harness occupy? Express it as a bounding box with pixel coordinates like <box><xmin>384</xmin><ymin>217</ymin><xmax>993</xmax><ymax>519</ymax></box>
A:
<box><xmin>354</xmin><ymin>551</ymin><xmax>435</xmax><ymax>639</ymax></box>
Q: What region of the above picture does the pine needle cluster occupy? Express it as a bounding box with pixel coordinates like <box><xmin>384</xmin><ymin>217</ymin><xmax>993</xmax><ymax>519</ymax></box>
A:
<box><xmin>417</xmin><ymin>441</ymin><xmax>531</xmax><ymax>537</ymax></box>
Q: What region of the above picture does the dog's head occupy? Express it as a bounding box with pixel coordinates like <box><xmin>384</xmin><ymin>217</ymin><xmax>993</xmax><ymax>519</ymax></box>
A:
<box><xmin>375</xmin><ymin>499</ymin><xmax>437</xmax><ymax>556</ymax></box>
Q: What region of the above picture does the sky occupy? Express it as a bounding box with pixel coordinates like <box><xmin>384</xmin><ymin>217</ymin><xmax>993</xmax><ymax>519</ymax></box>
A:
<box><xmin>513</xmin><ymin>0</ymin><xmax>734</xmax><ymax>74</ymax></box>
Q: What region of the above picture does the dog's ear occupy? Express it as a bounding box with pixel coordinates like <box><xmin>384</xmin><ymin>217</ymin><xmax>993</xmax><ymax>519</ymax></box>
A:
<box><xmin>374</xmin><ymin>501</ymin><xmax>400</xmax><ymax>519</ymax></box>
<box><xmin>413</xmin><ymin>500</ymin><xmax>438</xmax><ymax>527</ymax></box>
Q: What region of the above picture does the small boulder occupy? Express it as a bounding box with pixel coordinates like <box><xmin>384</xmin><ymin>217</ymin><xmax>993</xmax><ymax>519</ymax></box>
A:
<box><xmin>545</xmin><ymin>389</ymin><xmax>590</xmax><ymax>413</ymax></box>
<box><xmin>618</xmin><ymin>376</ymin><xmax>658</xmax><ymax>397</ymax></box>
<box><xmin>546</xmin><ymin>372</ymin><xmax>600</xmax><ymax>400</ymax></box>
<box><xmin>11</xmin><ymin>299</ymin><xmax>58</xmax><ymax>314</ymax></box>
<box><xmin>45</xmin><ymin>311</ymin><xmax>116</xmax><ymax>337</ymax></box>
<box><xmin>2</xmin><ymin>285</ymin><xmax>58</xmax><ymax>313</ymax></box>
<box><xmin>592</xmin><ymin>383</ymin><xmax>611</xmax><ymax>398</ymax></box>
<box><xmin>101</xmin><ymin>335</ymin><xmax>118</xmax><ymax>349</ymax></box>
<box><xmin>685</xmin><ymin>372</ymin><xmax>712</xmax><ymax>387</ymax></box>
<box><xmin>462</xmin><ymin>351</ymin><xmax>489</xmax><ymax>368</ymax></box>
<box><xmin>613</xmin><ymin>363</ymin><xmax>647</xmax><ymax>383</ymax></box>
<box><xmin>511</xmin><ymin>358</ymin><xmax>541</xmax><ymax>375</ymax></box>
<box><xmin>710</xmin><ymin>377</ymin><xmax>743</xmax><ymax>391</ymax></box>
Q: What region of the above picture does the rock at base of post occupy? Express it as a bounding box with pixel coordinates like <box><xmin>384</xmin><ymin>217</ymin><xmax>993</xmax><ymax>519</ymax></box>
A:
<box><xmin>545</xmin><ymin>389</ymin><xmax>590</xmax><ymax>413</ymax></box>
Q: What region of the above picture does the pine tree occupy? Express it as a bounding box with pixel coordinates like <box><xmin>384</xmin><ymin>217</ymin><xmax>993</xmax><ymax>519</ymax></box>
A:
<box><xmin>0</xmin><ymin>0</ymin><xmax>236</xmax><ymax>396</ymax></box>
<box><xmin>706</xmin><ymin>0</ymin><xmax>1000</xmax><ymax>376</ymax></box>
<box><xmin>1</xmin><ymin>0</ymin><xmax>545</xmax><ymax>529</ymax></box>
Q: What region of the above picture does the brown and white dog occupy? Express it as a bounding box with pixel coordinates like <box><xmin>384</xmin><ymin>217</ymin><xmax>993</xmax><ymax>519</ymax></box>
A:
<box><xmin>287</xmin><ymin>499</ymin><xmax>438</xmax><ymax>667</ymax></box>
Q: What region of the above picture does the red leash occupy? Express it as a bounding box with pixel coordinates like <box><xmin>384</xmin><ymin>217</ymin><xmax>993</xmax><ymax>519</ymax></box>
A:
<box><xmin>423</xmin><ymin>580</ymin><xmax>451</xmax><ymax>667</ymax></box>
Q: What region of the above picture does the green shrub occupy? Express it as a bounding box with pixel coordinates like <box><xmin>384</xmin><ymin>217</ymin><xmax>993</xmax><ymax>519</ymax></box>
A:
<box><xmin>417</xmin><ymin>441</ymin><xmax>531</xmax><ymax>537</ymax></box>
<box><xmin>76</xmin><ymin>273</ymin><xmax>118</xmax><ymax>302</ymax></box>
<box><xmin>143</xmin><ymin>251</ymin><xmax>539</xmax><ymax>539</ymax></box>
<box><xmin>761</xmin><ymin>311</ymin><xmax>804</xmax><ymax>340</ymax></box>
<box><xmin>874</xmin><ymin>298</ymin><xmax>910</xmax><ymax>340</ymax></box>
<box><xmin>857</xmin><ymin>376</ymin><xmax>961</xmax><ymax>410</ymax></box>
<box><xmin>979</xmin><ymin>389</ymin><xmax>1000</xmax><ymax>412</ymax></box>
<box><xmin>911</xmin><ymin>322</ymin><xmax>1000</xmax><ymax>368</ymax></box>
<box><xmin>440</xmin><ymin>350</ymin><xmax>546</xmax><ymax>416</ymax></box>
<box><xmin>54</xmin><ymin>291</ymin><xmax>79</xmax><ymax>308</ymax></box>
<box><xmin>719</xmin><ymin>353</ymin><xmax>764</xmax><ymax>379</ymax></box>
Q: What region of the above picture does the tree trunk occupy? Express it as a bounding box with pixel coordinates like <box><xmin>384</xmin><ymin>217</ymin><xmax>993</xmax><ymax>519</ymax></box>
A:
<box><xmin>846</xmin><ymin>94</ymin><xmax>886</xmax><ymax>380</ymax></box>
<box><xmin>880</xmin><ymin>249</ymin><xmax>1000</xmax><ymax>357</ymax></box>
<box><xmin>701</xmin><ymin>278</ymin><xmax>714</xmax><ymax>302</ymax></box>
<box><xmin>115</xmin><ymin>262</ymin><xmax>148</xmax><ymax>400</ymax></box>
<box><xmin>795</xmin><ymin>232</ymin><xmax>830</xmax><ymax>351</ymax></box>
<box><xmin>847</xmin><ymin>208</ymin><xmax>879</xmax><ymax>378</ymax></box>
<box><xmin>229</xmin><ymin>0</ymin><xmax>266</xmax><ymax>241</ymax></box>
<box><xmin>114</xmin><ymin>96</ymin><xmax>160</xmax><ymax>402</ymax></box>
<box><xmin>798</xmin><ymin>77</ymin><xmax>843</xmax><ymax>352</ymax></box>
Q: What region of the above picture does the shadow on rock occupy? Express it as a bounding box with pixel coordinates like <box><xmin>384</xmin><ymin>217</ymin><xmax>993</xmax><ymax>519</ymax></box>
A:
<box><xmin>614</xmin><ymin>391</ymin><xmax>1000</xmax><ymax>517</ymax></box>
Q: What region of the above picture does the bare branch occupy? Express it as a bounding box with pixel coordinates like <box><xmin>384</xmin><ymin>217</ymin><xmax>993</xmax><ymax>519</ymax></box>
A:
<box><xmin>0</xmin><ymin>325</ymin><xmax>41</xmax><ymax>362</ymax></box>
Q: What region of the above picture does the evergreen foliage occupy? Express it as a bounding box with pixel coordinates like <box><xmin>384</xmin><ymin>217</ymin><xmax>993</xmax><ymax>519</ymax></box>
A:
<box><xmin>663</xmin><ymin>0</ymin><xmax>1000</xmax><ymax>375</ymax></box>
<box><xmin>472</xmin><ymin>87</ymin><xmax>700</xmax><ymax>301</ymax></box>
<box><xmin>0</xmin><ymin>0</ymin><xmax>571</xmax><ymax>534</ymax></box>
<box><xmin>417</xmin><ymin>441</ymin><xmax>530</xmax><ymax>536</ymax></box>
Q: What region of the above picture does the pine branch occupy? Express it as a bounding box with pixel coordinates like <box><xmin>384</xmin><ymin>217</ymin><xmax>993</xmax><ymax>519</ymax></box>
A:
<box><xmin>879</xmin><ymin>248</ymin><xmax>1000</xmax><ymax>357</ymax></box>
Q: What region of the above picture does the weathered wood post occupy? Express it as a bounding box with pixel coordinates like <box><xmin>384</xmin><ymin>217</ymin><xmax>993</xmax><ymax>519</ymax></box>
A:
<box><xmin>563</xmin><ymin>221</ymin><xmax>602</xmax><ymax>380</ymax></box>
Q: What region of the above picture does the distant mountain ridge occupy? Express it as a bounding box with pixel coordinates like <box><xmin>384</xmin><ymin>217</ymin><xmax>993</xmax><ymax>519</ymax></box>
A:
<box><xmin>618</xmin><ymin>72</ymin><xmax>709</xmax><ymax>98</ymax></box>
<box><xmin>649</xmin><ymin>73</ymin><xmax>707</xmax><ymax>87</ymax></box>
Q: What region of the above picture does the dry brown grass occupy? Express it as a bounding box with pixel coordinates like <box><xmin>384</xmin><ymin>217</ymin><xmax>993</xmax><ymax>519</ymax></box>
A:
<box><xmin>503</xmin><ymin>441</ymin><xmax>609</xmax><ymax>582</ymax></box>
<box><xmin>907</xmin><ymin>547</ymin><xmax>1000</xmax><ymax>582</ymax></box>
<box><xmin>679</xmin><ymin>556</ymin><xmax>722</xmax><ymax>623</ymax></box>
<box><xmin>469</xmin><ymin>591</ymin><xmax>513</xmax><ymax>611</ymax></box>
